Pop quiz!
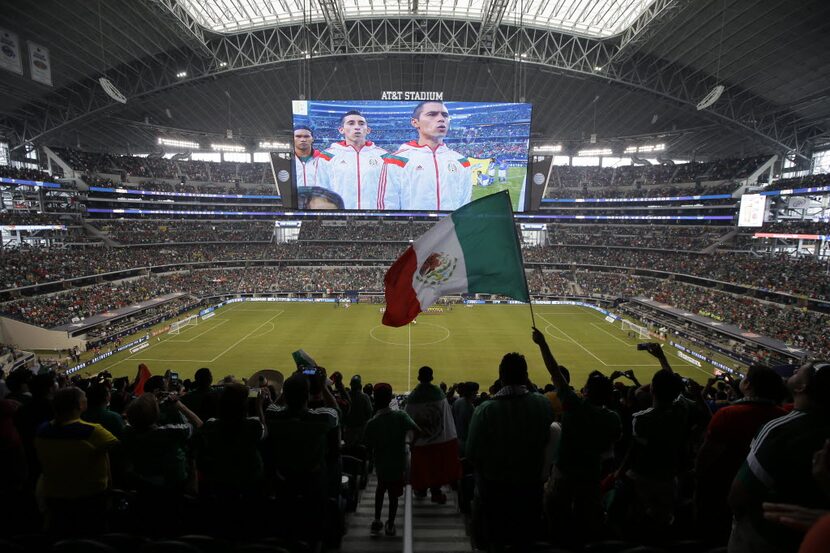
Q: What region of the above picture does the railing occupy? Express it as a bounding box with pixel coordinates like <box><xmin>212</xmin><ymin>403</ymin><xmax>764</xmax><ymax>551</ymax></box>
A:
<box><xmin>403</xmin><ymin>442</ymin><xmax>413</xmax><ymax>553</ymax></box>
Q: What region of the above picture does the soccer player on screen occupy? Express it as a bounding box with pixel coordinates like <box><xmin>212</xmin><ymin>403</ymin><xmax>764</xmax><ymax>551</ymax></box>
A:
<box><xmin>316</xmin><ymin>110</ymin><xmax>387</xmax><ymax>210</ymax></box>
<box><xmin>293</xmin><ymin>125</ymin><xmax>324</xmax><ymax>187</ymax></box>
<box><xmin>497</xmin><ymin>158</ymin><xmax>509</xmax><ymax>183</ymax></box>
<box><xmin>377</xmin><ymin>101</ymin><xmax>473</xmax><ymax>211</ymax></box>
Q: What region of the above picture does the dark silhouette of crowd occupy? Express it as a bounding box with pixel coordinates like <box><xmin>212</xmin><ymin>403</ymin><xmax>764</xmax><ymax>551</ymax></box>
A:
<box><xmin>2</xmin><ymin>333</ymin><xmax>828</xmax><ymax>553</ymax></box>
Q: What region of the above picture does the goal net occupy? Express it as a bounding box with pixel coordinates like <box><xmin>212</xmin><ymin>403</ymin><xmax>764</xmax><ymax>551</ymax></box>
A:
<box><xmin>620</xmin><ymin>319</ymin><xmax>650</xmax><ymax>340</ymax></box>
<box><xmin>169</xmin><ymin>314</ymin><xmax>198</xmax><ymax>335</ymax></box>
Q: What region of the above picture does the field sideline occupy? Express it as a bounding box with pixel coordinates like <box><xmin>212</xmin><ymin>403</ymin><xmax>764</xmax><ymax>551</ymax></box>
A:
<box><xmin>83</xmin><ymin>302</ymin><xmax>729</xmax><ymax>392</ymax></box>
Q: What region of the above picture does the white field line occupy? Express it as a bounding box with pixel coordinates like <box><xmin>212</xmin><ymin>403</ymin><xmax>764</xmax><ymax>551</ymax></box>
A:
<box><xmin>209</xmin><ymin>310</ymin><xmax>284</xmax><ymax>362</ymax></box>
<box><xmin>246</xmin><ymin>321</ymin><xmax>276</xmax><ymax>339</ymax></box>
<box><xmin>130</xmin><ymin>358</ymin><xmax>213</xmax><ymax>363</ymax></box>
<box><xmin>169</xmin><ymin>319</ymin><xmax>229</xmax><ymax>343</ymax></box>
<box><xmin>536</xmin><ymin>313</ymin><xmax>608</xmax><ymax>367</ymax></box>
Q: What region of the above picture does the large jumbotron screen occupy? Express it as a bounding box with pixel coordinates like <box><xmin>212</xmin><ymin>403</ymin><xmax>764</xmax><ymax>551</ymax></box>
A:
<box><xmin>290</xmin><ymin>100</ymin><xmax>532</xmax><ymax>212</ymax></box>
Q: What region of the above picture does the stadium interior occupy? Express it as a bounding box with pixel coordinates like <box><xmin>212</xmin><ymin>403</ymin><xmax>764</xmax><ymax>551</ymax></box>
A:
<box><xmin>1</xmin><ymin>0</ymin><xmax>830</xmax><ymax>551</ymax></box>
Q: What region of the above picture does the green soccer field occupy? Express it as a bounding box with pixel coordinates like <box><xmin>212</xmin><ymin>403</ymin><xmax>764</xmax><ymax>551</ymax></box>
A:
<box><xmin>471</xmin><ymin>167</ymin><xmax>526</xmax><ymax>210</ymax></box>
<box><xmin>84</xmin><ymin>302</ymin><xmax>729</xmax><ymax>392</ymax></box>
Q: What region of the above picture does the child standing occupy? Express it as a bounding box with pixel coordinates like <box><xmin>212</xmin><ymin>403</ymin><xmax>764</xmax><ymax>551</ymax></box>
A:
<box><xmin>364</xmin><ymin>383</ymin><xmax>420</xmax><ymax>536</ymax></box>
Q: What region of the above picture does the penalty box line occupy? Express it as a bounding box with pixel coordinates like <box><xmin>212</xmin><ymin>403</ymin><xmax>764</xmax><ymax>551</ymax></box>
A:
<box><xmin>168</xmin><ymin>319</ymin><xmax>230</xmax><ymax>343</ymax></box>
<box><xmin>105</xmin><ymin>309</ymin><xmax>283</xmax><ymax>369</ymax></box>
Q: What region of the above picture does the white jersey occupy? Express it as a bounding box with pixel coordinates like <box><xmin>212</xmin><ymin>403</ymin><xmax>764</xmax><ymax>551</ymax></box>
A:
<box><xmin>317</xmin><ymin>141</ymin><xmax>387</xmax><ymax>210</ymax></box>
<box><xmin>294</xmin><ymin>150</ymin><xmax>324</xmax><ymax>188</ymax></box>
<box><xmin>377</xmin><ymin>141</ymin><xmax>473</xmax><ymax>211</ymax></box>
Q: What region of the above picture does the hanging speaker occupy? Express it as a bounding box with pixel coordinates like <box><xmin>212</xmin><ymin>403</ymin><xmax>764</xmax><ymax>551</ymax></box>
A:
<box><xmin>98</xmin><ymin>77</ymin><xmax>126</xmax><ymax>104</ymax></box>
<box><xmin>696</xmin><ymin>85</ymin><xmax>725</xmax><ymax>111</ymax></box>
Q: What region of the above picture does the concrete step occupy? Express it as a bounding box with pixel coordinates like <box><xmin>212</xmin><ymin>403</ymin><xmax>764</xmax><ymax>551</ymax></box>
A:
<box><xmin>339</xmin><ymin>475</ymin><xmax>471</xmax><ymax>553</ymax></box>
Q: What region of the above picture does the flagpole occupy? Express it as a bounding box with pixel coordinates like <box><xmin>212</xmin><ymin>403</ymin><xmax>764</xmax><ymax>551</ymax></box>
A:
<box><xmin>408</xmin><ymin>322</ymin><xmax>412</xmax><ymax>391</ymax></box>
<box><xmin>506</xmin><ymin>191</ymin><xmax>536</xmax><ymax>328</ymax></box>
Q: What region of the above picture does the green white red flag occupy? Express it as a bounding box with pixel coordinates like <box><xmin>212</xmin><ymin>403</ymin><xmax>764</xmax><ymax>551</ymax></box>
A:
<box><xmin>382</xmin><ymin>191</ymin><xmax>529</xmax><ymax>327</ymax></box>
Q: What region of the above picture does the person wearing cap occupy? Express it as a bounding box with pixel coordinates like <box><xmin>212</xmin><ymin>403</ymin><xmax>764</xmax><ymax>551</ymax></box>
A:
<box><xmin>404</xmin><ymin>366</ymin><xmax>462</xmax><ymax>504</ymax></box>
<box><xmin>365</xmin><ymin>383</ymin><xmax>420</xmax><ymax>537</ymax></box>
<box><xmin>728</xmin><ymin>360</ymin><xmax>830</xmax><ymax>553</ymax></box>
<box><xmin>343</xmin><ymin>375</ymin><xmax>373</xmax><ymax>447</ymax></box>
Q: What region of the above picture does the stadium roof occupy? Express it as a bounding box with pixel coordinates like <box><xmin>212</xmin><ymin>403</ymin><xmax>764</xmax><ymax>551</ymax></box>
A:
<box><xmin>0</xmin><ymin>0</ymin><xmax>828</xmax><ymax>159</ymax></box>
<box><xmin>178</xmin><ymin>0</ymin><xmax>656</xmax><ymax>38</ymax></box>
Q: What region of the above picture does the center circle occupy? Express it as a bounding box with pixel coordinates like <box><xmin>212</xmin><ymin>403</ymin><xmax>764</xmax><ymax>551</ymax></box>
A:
<box><xmin>369</xmin><ymin>323</ymin><xmax>451</xmax><ymax>346</ymax></box>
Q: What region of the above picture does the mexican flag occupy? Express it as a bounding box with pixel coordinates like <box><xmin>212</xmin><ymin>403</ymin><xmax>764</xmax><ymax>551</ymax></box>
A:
<box><xmin>382</xmin><ymin>191</ymin><xmax>529</xmax><ymax>327</ymax></box>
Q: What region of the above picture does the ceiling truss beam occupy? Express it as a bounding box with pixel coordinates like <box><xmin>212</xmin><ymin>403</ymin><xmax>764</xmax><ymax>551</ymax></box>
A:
<box><xmin>3</xmin><ymin>17</ymin><xmax>821</xmax><ymax>160</ymax></box>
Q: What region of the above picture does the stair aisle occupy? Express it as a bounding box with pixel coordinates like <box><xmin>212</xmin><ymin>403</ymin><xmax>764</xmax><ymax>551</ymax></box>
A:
<box><xmin>410</xmin><ymin>488</ymin><xmax>470</xmax><ymax>552</ymax></box>
<box><xmin>339</xmin><ymin>476</ymin><xmax>471</xmax><ymax>552</ymax></box>
<box><xmin>340</xmin><ymin>474</ymin><xmax>402</xmax><ymax>553</ymax></box>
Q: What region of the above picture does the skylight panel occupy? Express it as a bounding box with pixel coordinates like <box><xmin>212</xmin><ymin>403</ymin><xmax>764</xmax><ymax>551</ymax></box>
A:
<box><xmin>177</xmin><ymin>0</ymin><xmax>656</xmax><ymax>38</ymax></box>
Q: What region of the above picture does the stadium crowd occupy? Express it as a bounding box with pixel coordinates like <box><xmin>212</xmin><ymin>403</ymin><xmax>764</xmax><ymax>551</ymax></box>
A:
<box><xmin>544</xmin><ymin>180</ymin><xmax>740</xmax><ymax>199</ymax></box>
<box><xmin>545</xmin><ymin>155</ymin><xmax>767</xmax><ymax>194</ymax></box>
<box><xmin>547</xmin><ymin>224</ymin><xmax>728</xmax><ymax>251</ymax></box>
<box><xmin>3</xmin><ymin>240</ymin><xmax>829</xmax><ymax>315</ymax></box>
<box><xmin>572</xmin><ymin>271</ymin><xmax>830</xmax><ymax>357</ymax></box>
<box><xmin>760</xmin><ymin>171</ymin><xmax>830</xmax><ymax>192</ymax></box>
<box><xmin>524</xmin><ymin>246</ymin><xmax>830</xmax><ymax>300</ymax></box>
<box><xmin>0</xmin><ymin>165</ymin><xmax>55</xmax><ymax>182</ymax></box>
<box><xmin>4</xmin><ymin>258</ymin><xmax>829</xmax><ymax>358</ymax></box>
<box><xmin>94</xmin><ymin>220</ymin><xmax>275</xmax><ymax>244</ymax></box>
<box><xmin>1</xmin><ymin>328</ymin><xmax>827</xmax><ymax>552</ymax></box>
<box><xmin>0</xmin><ymin>267</ymin><xmax>388</xmax><ymax>328</ymax></box>
<box><xmin>52</xmin><ymin>148</ymin><xmax>276</xmax><ymax>185</ymax></box>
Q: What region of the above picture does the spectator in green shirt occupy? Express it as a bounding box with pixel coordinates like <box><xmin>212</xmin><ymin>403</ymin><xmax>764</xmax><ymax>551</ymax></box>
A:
<box><xmin>467</xmin><ymin>339</ymin><xmax>556</xmax><ymax>550</ymax></box>
<box><xmin>81</xmin><ymin>383</ymin><xmax>125</xmax><ymax>438</ymax></box>
<box><xmin>364</xmin><ymin>383</ymin><xmax>420</xmax><ymax>537</ymax></box>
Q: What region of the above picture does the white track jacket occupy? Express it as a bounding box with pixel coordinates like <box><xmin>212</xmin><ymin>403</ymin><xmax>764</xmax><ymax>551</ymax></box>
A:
<box><xmin>294</xmin><ymin>150</ymin><xmax>324</xmax><ymax>188</ymax></box>
<box><xmin>317</xmin><ymin>141</ymin><xmax>388</xmax><ymax>210</ymax></box>
<box><xmin>377</xmin><ymin>141</ymin><xmax>473</xmax><ymax>211</ymax></box>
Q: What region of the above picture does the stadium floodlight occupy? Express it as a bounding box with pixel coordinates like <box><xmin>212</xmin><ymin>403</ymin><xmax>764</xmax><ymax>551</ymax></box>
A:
<box><xmin>534</xmin><ymin>144</ymin><xmax>562</xmax><ymax>153</ymax></box>
<box><xmin>696</xmin><ymin>85</ymin><xmax>725</xmax><ymax>111</ymax></box>
<box><xmin>578</xmin><ymin>148</ymin><xmax>613</xmax><ymax>156</ymax></box>
<box><xmin>624</xmin><ymin>144</ymin><xmax>665</xmax><ymax>154</ymax></box>
<box><xmin>157</xmin><ymin>138</ymin><xmax>200</xmax><ymax>149</ymax></box>
<box><xmin>258</xmin><ymin>141</ymin><xmax>290</xmax><ymax>150</ymax></box>
<box><xmin>210</xmin><ymin>143</ymin><xmax>246</xmax><ymax>152</ymax></box>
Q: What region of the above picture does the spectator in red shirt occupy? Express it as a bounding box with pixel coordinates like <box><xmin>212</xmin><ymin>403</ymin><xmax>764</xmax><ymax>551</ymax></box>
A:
<box><xmin>695</xmin><ymin>365</ymin><xmax>788</xmax><ymax>544</ymax></box>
